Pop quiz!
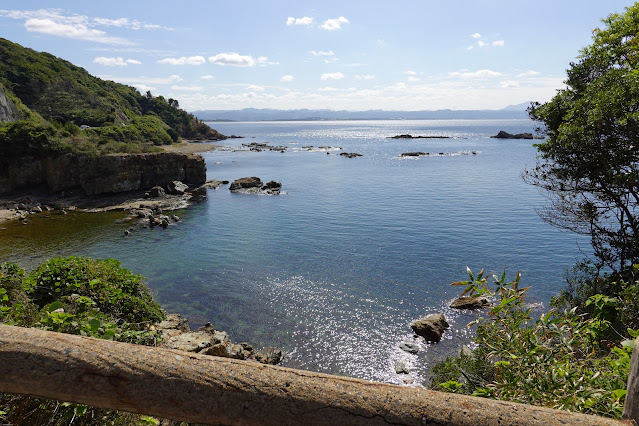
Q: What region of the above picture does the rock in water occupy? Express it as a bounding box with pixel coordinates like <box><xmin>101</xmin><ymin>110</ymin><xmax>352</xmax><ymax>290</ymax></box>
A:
<box><xmin>450</xmin><ymin>296</ymin><xmax>490</xmax><ymax>310</ymax></box>
<box><xmin>340</xmin><ymin>152</ymin><xmax>362</xmax><ymax>158</ymax></box>
<box><xmin>399</xmin><ymin>341</ymin><xmax>420</xmax><ymax>354</ymax></box>
<box><xmin>395</xmin><ymin>361</ymin><xmax>410</xmax><ymax>374</ymax></box>
<box><xmin>410</xmin><ymin>313</ymin><xmax>449</xmax><ymax>342</ymax></box>
<box><xmin>229</xmin><ymin>177</ymin><xmax>263</xmax><ymax>192</ymax></box>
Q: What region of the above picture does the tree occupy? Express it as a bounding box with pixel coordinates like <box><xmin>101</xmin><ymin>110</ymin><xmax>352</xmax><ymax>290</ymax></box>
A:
<box><xmin>527</xmin><ymin>4</ymin><xmax>639</xmax><ymax>273</ymax></box>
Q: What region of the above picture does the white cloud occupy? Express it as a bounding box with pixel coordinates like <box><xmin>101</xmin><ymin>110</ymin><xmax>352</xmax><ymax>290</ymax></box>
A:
<box><xmin>280</xmin><ymin>75</ymin><xmax>294</xmax><ymax>82</ymax></box>
<box><xmin>317</xmin><ymin>87</ymin><xmax>338</xmax><ymax>92</ymax></box>
<box><xmin>321</xmin><ymin>72</ymin><xmax>345</xmax><ymax>80</ymax></box>
<box><xmin>109</xmin><ymin>74</ymin><xmax>183</xmax><ymax>86</ymax></box>
<box><xmin>355</xmin><ymin>74</ymin><xmax>375</xmax><ymax>80</ymax></box>
<box><xmin>471</xmin><ymin>32</ymin><xmax>482</xmax><ymax>39</ymax></box>
<box><xmin>407</xmin><ymin>77</ymin><xmax>421</xmax><ymax>82</ymax></box>
<box><xmin>404</xmin><ymin>71</ymin><xmax>418</xmax><ymax>76</ymax></box>
<box><xmin>449</xmin><ymin>69</ymin><xmax>503</xmax><ymax>79</ymax></box>
<box><xmin>0</xmin><ymin>9</ymin><xmax>170</xmax><ymax>44</ymax></box>
<box><xmin>200</xmin><ymin>75</ymin><xmax>215</xmax><ymax>80</ymax></box>
<box><xmin>500</xmin><ymin>80</ymin><xmax>520</xmax><ymax>88</ymax></box>
<box><xmin>171</xmin><ymin>85</ymin><xmax>203</xmax><ymax>91</ymax></box>
<box><xmin>207</xmin><ymin>53</ymin><xmax>276</xmax><ymax>67</ymax></box>
<box><xmin>24</xmin><ymin>18</ymin><xmax>133</xmax><ymax>45</ymax></box>
<box><xmin>209</xmin><ymin>53</ymin><xmax>256</xmax><ymax>67</ymax></box>
<box><xmin>247</xmin><ymin>85</ymin><xmax>265</xmax><ymax>92</ymax></box>
<box><xmin>477</xmin><ymin>40</ymin><xmax>486</xmax><ymax>48</ymax></box>
<box><xmin>158</xmin><ymin>56</ymin><xmax>206</xmax><ymax>65</ymax></box>
<box><xmin>517</xmin><ymin>70</ymin><xmax>540</xmax><ymax>77</ymax></box>
<box><xmin>92</xmin><ymin>17</ymin><xmax>172</xmax><ymax>31</ymax></box>
<box><xmin>93</xmin><ymin>56</ymin><xmax>141</xmax><ymax>66</ymax></box>
<box><xmin>311</xmin><ymin>50</ymin><xmax>335</xmax><ymax>57</ymax></box>
<box><xmin>286</xmin><ymin>16</ymin><xmax>313</xmax><ymax>26</ymax></box>
<box><xmin>320</xmin><ymin>16</ymin><xmax>349</xmax><ymax>31</ymax></box>
<box><xmin>492</xmin><ymin>40</ymin><xmax>505</xmax><ymax>47</ymax></box>
<box><xmin>256</xmin><ymin>56</ymin><xmax>279</xmax><ymax>66</ymax></box>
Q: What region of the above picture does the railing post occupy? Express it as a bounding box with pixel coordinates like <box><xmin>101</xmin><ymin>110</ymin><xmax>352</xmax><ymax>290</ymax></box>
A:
<box><xmin>623</xmin><ymin>337</ymin><xmax>639</xmax><ymax>424</ymax></box>
<box><xmin>0</xmin><ymin>324</ymin><xmax>629</xmax><ymax>425</ymax></box>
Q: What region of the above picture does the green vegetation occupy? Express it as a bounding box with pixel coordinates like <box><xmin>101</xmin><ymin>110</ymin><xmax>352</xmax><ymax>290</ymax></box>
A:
<box><xmin>430</xmin><ymin>268</ymin><xmax>636</xmax><ymax>419</ymax></box>
<box><xmin>431</xmin><ymin>5</ymin><xmax>639</xmax><ymax>419</ymax></box>
<box><xmin>0</xmin><ymin>38</ymin><xmax>224</xmax><ymax>164</ymax></box>
<box><xmin>526</xmin><ymin>4</ymin><xmax>639</xmax><ymax>274</ymax></box>
<box><xmin>0</xmin><ymin>257</ymin><xmax>167</xmax><ymax>425</ymax></box>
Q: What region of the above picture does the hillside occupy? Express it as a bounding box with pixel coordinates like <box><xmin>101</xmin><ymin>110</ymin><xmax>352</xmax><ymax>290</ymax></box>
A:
<box><xmin>0</xmin><ymin>38</ymin><xmax>224</xmax><ymax>163</ymax></box>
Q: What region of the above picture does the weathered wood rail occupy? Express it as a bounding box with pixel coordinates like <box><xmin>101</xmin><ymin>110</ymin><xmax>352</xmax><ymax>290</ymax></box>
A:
<box><xmin>0</xmin><ymin>324</ymin><xmax>635</xmax><ymax>425</ymax></box>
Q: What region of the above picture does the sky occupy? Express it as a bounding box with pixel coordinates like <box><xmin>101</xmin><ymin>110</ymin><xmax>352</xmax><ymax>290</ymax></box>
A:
<box><xmin>0</xmin><ymin>1</ymin><xmax>636</xmax><ymax>112</ymax></box>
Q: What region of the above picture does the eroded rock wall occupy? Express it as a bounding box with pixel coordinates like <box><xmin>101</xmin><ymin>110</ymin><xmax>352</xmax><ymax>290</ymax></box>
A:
<box><xmin>0</xmin><ymin>152</ymin><xmax>206</xmax><ymax>196</ymax></box>
<box><xmin>0</xmin><ymin>86</ymin><xmax>20</xmax><ymax>123</ymax></box>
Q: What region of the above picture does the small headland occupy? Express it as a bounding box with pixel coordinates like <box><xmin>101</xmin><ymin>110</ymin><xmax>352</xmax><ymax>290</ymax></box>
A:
<box><xmin>388</xmin><ymin>134</ymin><xmax>452</xmax><ymax>139</ymax></box>
<box><xmin>490</xmin><ymin>130</ymin><xmax>543</xmax><ymax>139</ymax></box>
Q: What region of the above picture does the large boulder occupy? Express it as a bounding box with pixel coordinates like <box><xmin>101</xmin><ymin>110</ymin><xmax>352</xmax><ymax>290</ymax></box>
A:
<box><xmin>167</xmin><ymin>180</ymin><xmax>189</xmax><ymax>195</ymax></box>
<box><xmin>410</xmin><ymin>313</ymin><xmax>449</xmax><ymax>342</ymax></box>
<box><xmin>230</xmin><ymin>177</ymin><xmax>263</xmax><ymax>192</ymax></box>
<box><xmin>450</xmin><ymin>296</ymin><xmax>490</xmax><ymax>310</ymax></box>
<box><xmin>254</xmin><ymin>347</ymin><xmax>283</xmax><ymax>365</ymax></box>
<box><xmin>165</xmin><ymin>331</ymin><xmax>214</xmax><ymax>352</ymax></box>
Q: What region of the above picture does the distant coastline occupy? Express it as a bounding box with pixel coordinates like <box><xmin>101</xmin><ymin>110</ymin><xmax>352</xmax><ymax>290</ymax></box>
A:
<box><xmin>193</xmin><ymin>103</ymin><xmax>532</xmax><ymax>122</ymax></box>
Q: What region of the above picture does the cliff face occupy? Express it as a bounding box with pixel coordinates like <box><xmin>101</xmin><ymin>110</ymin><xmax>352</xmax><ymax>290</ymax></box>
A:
<box><xmin>0</xmin><ymin>152</ymin><xmax>206</xmax><ymax>196</ymax></box>
<box><xmin>0</xmin><ymin>86</ymin><xmax>20</xmax><ymax>123</ymax></box>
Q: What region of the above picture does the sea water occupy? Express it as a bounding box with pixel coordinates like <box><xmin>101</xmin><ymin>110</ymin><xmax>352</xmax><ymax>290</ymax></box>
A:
<box><xmin>0</xmin><ymin>119</ymin><xmax>589</xmax><ymax>386</ymax></box>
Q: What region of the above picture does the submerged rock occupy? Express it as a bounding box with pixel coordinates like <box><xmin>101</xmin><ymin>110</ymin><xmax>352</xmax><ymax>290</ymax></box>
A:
<box><xmin>399</xmin><ymin>341</ymin><xmax>420</xmax><ymax>354</ymax></box>
<box><xmin>410</xmin><ymin>313</ymin><xmax>449</xmax><ymax>342</ymax></box>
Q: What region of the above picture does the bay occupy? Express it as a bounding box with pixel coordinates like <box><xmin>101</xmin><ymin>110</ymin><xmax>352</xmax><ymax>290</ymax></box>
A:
<box><xmin>0</xmin><ymin>119</ymin><xmax>589</xmax><ymax>386</ymax></box>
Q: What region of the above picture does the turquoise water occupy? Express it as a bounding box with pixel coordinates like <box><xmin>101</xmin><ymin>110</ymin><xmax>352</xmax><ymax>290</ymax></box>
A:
<box><xmin>0</xmin><ymin>119</ymin><xmax>589</xmax><ymax>386</ymax></box>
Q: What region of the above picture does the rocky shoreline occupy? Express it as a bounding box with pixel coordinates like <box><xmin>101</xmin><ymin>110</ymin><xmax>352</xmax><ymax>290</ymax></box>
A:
<box><xmin>157</xmin><ymin>313</ymin><xmax>282</xmax><ymax>365</ymax></box>
<box><xmin>0</xmin><ymin>142</ymin><xmax>221</xmax><ymax>225</ymax></box>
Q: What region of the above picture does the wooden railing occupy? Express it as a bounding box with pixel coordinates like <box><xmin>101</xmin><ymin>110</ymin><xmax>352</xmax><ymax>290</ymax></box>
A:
<box><xmin>0</xmin><ymin>324</ymin><xmax>635</xmax><ymax>425</ymax></box>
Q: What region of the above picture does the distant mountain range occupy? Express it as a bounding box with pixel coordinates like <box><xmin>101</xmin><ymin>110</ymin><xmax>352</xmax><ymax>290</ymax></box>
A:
<box><xmin>193</xmin><ymin>102</ymin><xmax>533</xmax><ymax>122</ymax></box>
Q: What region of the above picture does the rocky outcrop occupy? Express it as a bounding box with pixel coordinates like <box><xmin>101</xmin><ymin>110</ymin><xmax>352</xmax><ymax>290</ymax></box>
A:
<box><xmin>340</xmin><ymin>152</ymin><xmax>362</xmax><ymax>158</ymax></box>
<box><xmin>400</xmin><ymin>152</ymin><xmax>428</xmax><ymax>157</ymax></box>
<box><xmin>0</xmin><ymin>152</ymin><xmax>206</xmax><ymax>196</ymax></box>
<box><xmin>450</xmin><ymin>296</ymin><xmax>491</xmax><ymax>310</ymax></box>
<box><xmin>491</xmin><ymin>130</ymin><xmax>541</xmax><ymax>139</ymax></box>
<box><xmin>0</xmin><ymin>85</ymin><xmax>21</xmax><ymax>123</ymax></box>
<box><xmin>229</xmin><ymin>177</ymin><xmax>282</xmax><ymax>195</ymax></box>
<box><xmin>410</xmin><ymin>313</ymin><xmax>449</xmax><ymax>342</ymax></box>
<box><xmin>157</xmin><ymin>314</ymin><xmax>282</xmax><ymax>365</ymax></box>
<box><xmin>388</xmin><ymin>134</ymin><xmax>450</xmax><ymax>139</ymax></box>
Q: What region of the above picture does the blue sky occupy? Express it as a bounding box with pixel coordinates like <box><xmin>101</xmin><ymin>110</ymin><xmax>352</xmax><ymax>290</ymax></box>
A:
<box><xmin>0</xmin><ymin>1</ymin><xmax>635</xmax><ymax>111</ymax></box>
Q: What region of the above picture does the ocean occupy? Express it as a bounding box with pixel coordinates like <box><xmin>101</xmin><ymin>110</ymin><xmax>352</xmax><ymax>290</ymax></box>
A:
<box><xmin>0</xmin><ymin>119</ymin><xmax>589</xmax><ymax>386</ymax></box>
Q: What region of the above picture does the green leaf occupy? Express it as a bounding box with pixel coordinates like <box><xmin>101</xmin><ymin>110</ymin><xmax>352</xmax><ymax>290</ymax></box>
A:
<box><xmin>46</xmin><ymin>301</ymin><xmax>64</xmax><ymax>312</ymax></box>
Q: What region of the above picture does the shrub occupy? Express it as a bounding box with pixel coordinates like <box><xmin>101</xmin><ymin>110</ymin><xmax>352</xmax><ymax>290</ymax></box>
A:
<box><xmin>25</xmin><ymin>256</ymin><xmax>165</xmax><ymax>325</ymax></box>
<box><xmin>430</xmin><ymin>268</ymin><xmax>636</xmax><ymax>419</ymax></box>
<box><xmin>1</xmin><ymin>257</ymin><xmax>168</xmax><ymax>425</ymax></box>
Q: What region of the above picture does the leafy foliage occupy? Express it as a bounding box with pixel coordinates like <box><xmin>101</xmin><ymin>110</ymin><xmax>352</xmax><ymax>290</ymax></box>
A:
<box><xmin>430</xmin><ymin>268</ymin><xmax>637</xmax><ymax>419</ymax></box>
<box><xmin>0</xmin><ymin>37</ymin><xmax>224</xmax><ymax>162</ymax></box>
<box><xmin>526</xmin><ymin>5</ymin><xmax>639</xmax><ymax>273</ymax></box>
<box><xmin>0</xmin><ymin>257</ymin><xmax>168</xmax><ymax>425</ymax></box>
